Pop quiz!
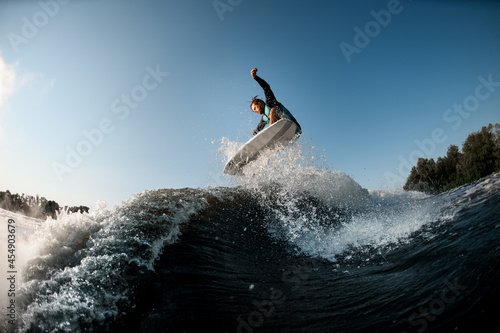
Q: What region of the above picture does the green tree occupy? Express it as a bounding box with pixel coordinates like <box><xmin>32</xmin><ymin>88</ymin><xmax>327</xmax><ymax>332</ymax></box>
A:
<box><xmin>436</xmin><ymin>145</ymin><xmax>463</xmax><ymax>191</ymax></box>
<box><xmin>487</xmin><ymin>123</ymin><xmax>500</xmax><ymax>170</ymax></box>
<box><xmin>459</xmin><ymin>125</ymin><xmax>497</xmax><ymax>183</ymax></box>
<box><xmin>404</xmin><ymin>123</ymin><xmax>500</xmax><ymax>194</ymax></box>
<box><xmin>404</xmin><ymin>158</ymin><xmax>438</xmax><ymax>193</ymax></box>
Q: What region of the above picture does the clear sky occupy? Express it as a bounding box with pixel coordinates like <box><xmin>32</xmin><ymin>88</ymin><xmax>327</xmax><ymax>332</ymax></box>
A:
<box><xmin>1</xmin><ymin>0</ymin><xmax>499</xmax><ymax>207</ymax></box>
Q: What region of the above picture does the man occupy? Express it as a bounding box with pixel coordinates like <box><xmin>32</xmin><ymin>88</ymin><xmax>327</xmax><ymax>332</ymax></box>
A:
<box><xmin>250</xmin><ymin>68</ymin><xmax>302</xmax><ymax>136</ymax></box>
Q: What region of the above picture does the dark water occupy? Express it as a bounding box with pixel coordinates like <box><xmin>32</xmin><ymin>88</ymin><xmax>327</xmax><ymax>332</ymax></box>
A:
<box><xmin>3</xmin><ymin>166</ymin><xmax>500</xmax><ymax>332</ymax></box>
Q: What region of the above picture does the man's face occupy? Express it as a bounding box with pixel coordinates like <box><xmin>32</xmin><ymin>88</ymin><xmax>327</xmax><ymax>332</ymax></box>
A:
<box><xmin>251</xmin><ymin>101</ymin><xmax>263</xmax><ymax>114</ymax></box>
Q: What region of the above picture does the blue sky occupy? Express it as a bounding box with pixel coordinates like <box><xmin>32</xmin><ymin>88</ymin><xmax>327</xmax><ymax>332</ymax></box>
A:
<box><xmin>1</xmin><ymin>0</ymin><xmax>499</xmax><ymax>207</ymax></box>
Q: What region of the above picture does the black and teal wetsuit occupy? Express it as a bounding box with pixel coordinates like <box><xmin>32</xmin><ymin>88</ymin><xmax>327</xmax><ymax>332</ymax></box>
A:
<box><xmin>253</xmin><ymin>75</ymin><xmax>302</xmax><ymax>135</ymax></box>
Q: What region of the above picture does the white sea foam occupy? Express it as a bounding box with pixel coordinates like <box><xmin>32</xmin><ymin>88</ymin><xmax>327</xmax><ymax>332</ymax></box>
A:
<box><xmin>272</xmin><ymin>173</ymin><xmax>500</xmax><ymax>263</ymax></box>
<box><xmin>217</xmin><ymin>135</ymin><xmax>447</xmax><ymax>263</ymax></box>
<box><xmin>285</xmin><ymin>197</ymin><xmax>437</xmax><ymax>262</ymax></box>
<box><xmin>0</xmin><ymin>209</ymin><xmax>43</xmax><ymax>314</ymax></box>
<box><xmin>219</xmin><ymin>136</ymin><xmax>371</xmax><ymax>208</ymax></box>
<box><xmin>7</xmin><ymin>190</ymin><xmax>208</xmax><ymax>332</ymax></box>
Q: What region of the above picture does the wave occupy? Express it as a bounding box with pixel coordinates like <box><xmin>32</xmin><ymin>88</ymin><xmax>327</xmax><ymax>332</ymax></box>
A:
<box><xmin>2</xmin><ymin>138</ymin><xmax>499</xmax><ymax>332</ymax></box>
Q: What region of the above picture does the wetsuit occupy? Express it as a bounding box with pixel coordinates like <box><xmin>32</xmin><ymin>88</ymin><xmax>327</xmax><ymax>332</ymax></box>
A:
<box><xmin>252</xmin><ymin>75</ymin><xmax>302</xmax><ymax>135</ymax></box>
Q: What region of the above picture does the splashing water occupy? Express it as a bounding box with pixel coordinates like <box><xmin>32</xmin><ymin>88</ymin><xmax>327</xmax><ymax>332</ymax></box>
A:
<box><xmin>1</xmin><ymin>135</ymin><xmax>497</xmax><ymax>332</ymax></box>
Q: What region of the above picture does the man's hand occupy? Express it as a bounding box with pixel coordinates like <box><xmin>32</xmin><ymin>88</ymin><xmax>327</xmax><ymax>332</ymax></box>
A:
<box><xmin>251</xmin><ymin>68</ymin><xmax>258</xmax><ymax>79</ymax></box>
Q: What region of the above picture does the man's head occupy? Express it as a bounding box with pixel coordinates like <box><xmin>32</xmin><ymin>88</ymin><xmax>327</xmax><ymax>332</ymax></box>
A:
<box><xmin>250</xmin><ymin>96</ymin><xmax>265</xmax><ymax>115</ymax></box>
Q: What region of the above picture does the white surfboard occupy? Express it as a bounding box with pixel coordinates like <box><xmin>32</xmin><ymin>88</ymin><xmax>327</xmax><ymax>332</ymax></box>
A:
<box><xmin>224</xmin><ymin>118</ymin><xmax>298</xmax><ymax>175</ymax></box>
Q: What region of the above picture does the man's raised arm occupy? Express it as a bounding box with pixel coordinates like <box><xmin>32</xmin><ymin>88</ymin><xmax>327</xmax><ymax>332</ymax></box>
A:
<box><xmin>250</xmin><ymin>68</ymin><xmax>279</xmax><ymax>107</ymax></box>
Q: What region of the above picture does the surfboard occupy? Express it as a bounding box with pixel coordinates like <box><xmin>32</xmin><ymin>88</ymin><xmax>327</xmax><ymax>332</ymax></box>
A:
<box><xmin>223</xmin><ymin>118</ymin><xmax>298</xmax><ymax>175</ymax></box>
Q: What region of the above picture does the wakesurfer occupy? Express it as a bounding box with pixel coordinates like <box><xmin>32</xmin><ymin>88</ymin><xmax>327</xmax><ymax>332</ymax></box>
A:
<box><xmin>250</xmin><ymin>68</ymin><xmax>302</xmax><ymax>136</ymax></box>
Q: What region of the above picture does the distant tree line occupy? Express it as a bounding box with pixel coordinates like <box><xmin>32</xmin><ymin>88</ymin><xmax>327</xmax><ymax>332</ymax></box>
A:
<box><xmin>0</xmin><ymin>190</ymin><xmax>89</xmax><ymax>220</ymax></box>
<box><xmin>404</xmin><ymin>123</ymin><xmax>500</xmax><ymax>194</ymax></box>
